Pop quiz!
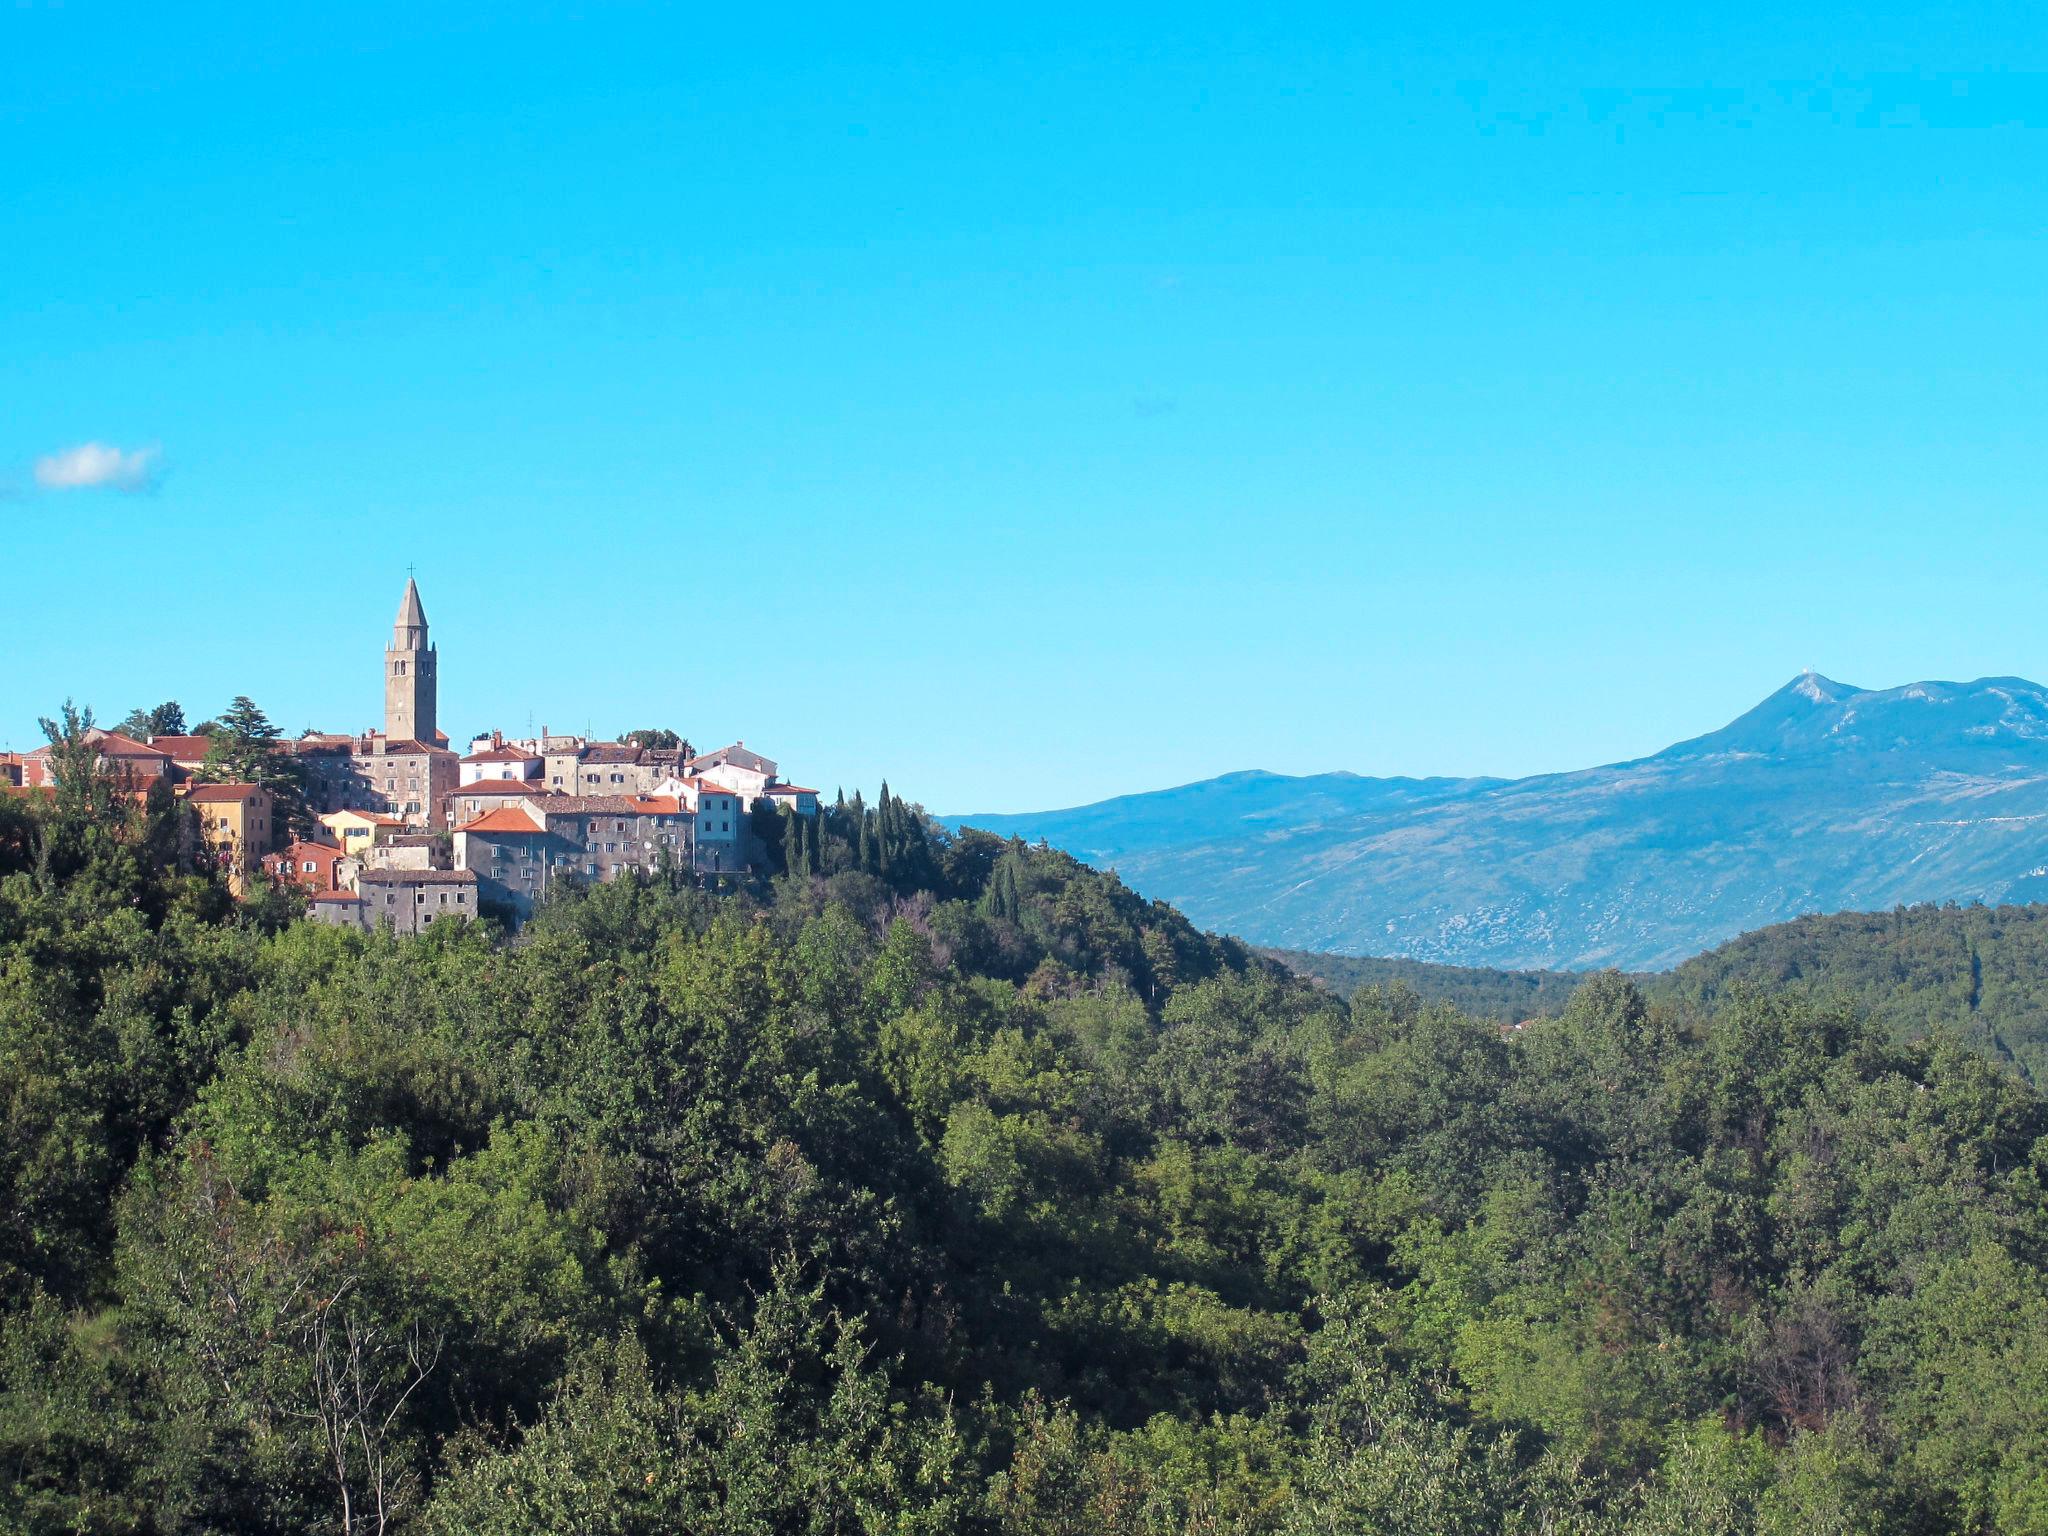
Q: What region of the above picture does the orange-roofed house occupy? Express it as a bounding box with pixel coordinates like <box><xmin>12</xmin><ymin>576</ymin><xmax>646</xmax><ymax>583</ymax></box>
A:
<box><xmin>261</xmin><ymin>840</ymin><xmax>350</xmax><ymax>893</ymax></box>
<box><xmin>21</xmin><ymin>729</ymin><xmax>175</xmax><ymax>788</ymax></box>
<box><xmin>184</xmin><ymin>783</ymin><xmax>275</xmax><ymax>893</ymax></box>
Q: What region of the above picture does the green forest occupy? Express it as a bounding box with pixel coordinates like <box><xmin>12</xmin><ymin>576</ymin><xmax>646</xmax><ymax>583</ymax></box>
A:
<box><xmin>1262</xmin><ymin>949</ymin><xmax>1586</xmax><ymax>1022</ymax></box>
<box><xmin>12</xmin><ymin>729</ymin><xmax>2048</xmax><ymax>1532</ymax></box>
<box><xmin>1278</xmin><ymin>903</ymin><xmax>2048</xmax><ymax>1084</ymax></box>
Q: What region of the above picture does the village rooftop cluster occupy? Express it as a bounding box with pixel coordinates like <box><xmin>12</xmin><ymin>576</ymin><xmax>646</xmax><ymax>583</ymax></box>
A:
<box><xmin>2</xmin><ymin>579</ymin><xmax>819</xmax><ymax>928</ymax></box>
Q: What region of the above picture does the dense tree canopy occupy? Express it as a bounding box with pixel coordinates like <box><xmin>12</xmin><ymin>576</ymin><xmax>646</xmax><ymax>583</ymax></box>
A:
<box><xmin>7</xmin><ymin>740</ymin><xmax>2048</xmax><ymax>1531</ymax></box>
<box><xmin>1282</xmin><ymin>901</ymin><xmax>2048</xmax><ymax>1085</ymax></box>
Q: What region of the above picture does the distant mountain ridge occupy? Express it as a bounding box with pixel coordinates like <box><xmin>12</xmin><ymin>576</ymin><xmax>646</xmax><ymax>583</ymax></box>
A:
<box><xmin>949</xmin><ymin>672</ymin><xmax>2048</xmax><ymax>971</ymax></box>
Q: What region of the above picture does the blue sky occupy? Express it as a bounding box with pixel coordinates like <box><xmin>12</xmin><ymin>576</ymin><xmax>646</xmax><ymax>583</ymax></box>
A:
<box><xmin>4</xmin><ymin>4</ymin><xmax>2044</xmax><ymax>811</ymax></box>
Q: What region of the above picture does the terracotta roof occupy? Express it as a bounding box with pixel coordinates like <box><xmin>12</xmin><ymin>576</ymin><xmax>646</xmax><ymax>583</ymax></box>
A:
<box><xmin>18</xmin><ymin>731</ymin><xmax>170</xmax><ymax>765</ymax></box>
<box><xmin>461</xmin><ymin>745</ymin><xmax>533</xmax><ymax>763</ymax></box>
<box><xmin>764</xmin><ymin>784</ymin><xmax>819</xmax><ymax>796</ymax></box>
<box><xmin>628</xmin><ymin>795</ymin><xmax>683</xmax><ymax>814</ymax></box>
<box><xmin>88</xmin><ymin>730</ymin><xmax>170</xmax><ymax>759</ymax></box>
<box><xmin>267</xmin><ymin>840</ymin><xmax>342</xmax><ymax>863</ymax></box>
<box><xmin>357</xmin><ymin>867</ymin><xmax>477</xmax><ymax>886</ymax></box>
<box><xmin>453</xmin><ymin>777</ymin><xmax>550</xmax><ymax>795</ymax></box>
<box><xmin>544</xmin><ymin>795</ymin><xmax>686</xmax><ymax>817</ymax></box>
<box><xmin>311</xmin><ymin>891</ymin><xmax>361</xmax><ymax>904</ymax></box>
<box><xmin>148</xmin><ymin>735</ymin><xmax>215</xmax><ymax>758</ymax></box>
<box><xmin>377</xmin><ymin>739</ymin><xmax>451</xmax><ymax>756</ymax></box>
<box><xmin>455</xmin><ymin>806</ymin><xmax>547</xmax><ymax>835</ymax></box>
<box><xmin>184</xmin><ymin>783</ymin><xmax>265</xmax><ymax>804</ymax></box>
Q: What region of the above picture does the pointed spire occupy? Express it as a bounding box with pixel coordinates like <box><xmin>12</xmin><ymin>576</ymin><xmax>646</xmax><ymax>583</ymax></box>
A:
<box><xmin>394</xmin><ymin>576</ymin><xmax>427</xmax><ymax>630</ymax></box>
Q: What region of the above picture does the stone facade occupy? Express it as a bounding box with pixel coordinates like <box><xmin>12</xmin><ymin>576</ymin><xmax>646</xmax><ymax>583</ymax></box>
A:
<box><xmin>454</xmin><ymin>795</ymin><xmax>692</xmax><ymax>920</ymax></box>
<box><xmin>363</xmin><ymin>833</ymin><xmax>447</xmax><ymax>872</ymax></box>
<box><xmin>300</xmin><ymin>735</ymin><xmax>457</xmax><ymax>829</ymax></box>
<box><xmin>326</xmin><ymin>867</ymin><xmax>479</xmax><ymax>934</ymax></box>
<box><xmin>445</xmin><ymin>780</ymin><xmax>557</xmax><ymax>829</ymax></box>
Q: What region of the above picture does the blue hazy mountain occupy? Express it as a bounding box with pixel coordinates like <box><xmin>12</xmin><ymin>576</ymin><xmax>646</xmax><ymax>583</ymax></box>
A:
<box><xmin>949</xmin><ymin>673</ymin><xmax>2048</xmax><ymax>971</ymax></box>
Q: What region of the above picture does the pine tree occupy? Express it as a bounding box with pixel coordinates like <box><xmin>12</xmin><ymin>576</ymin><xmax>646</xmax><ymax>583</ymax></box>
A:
<box><xmin>116</xmin><ymin>701</ymin><xmax>186</xmax><ymax>740</ymax></box>
<box><xmin>198</xmin><ymin>696</ymin><xmax>310</xmax><ymax>845</ymax></box>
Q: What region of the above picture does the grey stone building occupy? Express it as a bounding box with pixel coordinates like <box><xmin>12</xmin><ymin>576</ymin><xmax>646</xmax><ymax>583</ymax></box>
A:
<box><xmin>298</xmin><ymin>733</ymin><xmax>457</xmax><ymax>827</ymax></box>
<box><xmin>309</xmin><ymin>867</ymin><xmax>479</xmax><ymax>934</ymax></box>
<box><xmin>453</xmin><ymin>795</ymin><xmax>693</xmax><ymax>922</ymax></box>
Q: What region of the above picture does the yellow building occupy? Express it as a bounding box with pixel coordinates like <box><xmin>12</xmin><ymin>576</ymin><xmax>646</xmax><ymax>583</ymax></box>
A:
<box><xmin>318</xmin><ymin>807</ymin><xmax>407</xmax><ymax>859</ymax></box>
<box><xmin>185</xmin><ymin>783</ymin><xmax>275</xmax><ymax>894</ymax></box>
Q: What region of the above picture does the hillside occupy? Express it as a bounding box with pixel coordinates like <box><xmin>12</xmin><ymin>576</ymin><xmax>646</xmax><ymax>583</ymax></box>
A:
<box><xmin>1261</xmin><ymin>947</ymin><xmax>1585</xmax><ymax>1022</ymax></box>
<box><xmin>13</xmin><ymin>728</ymin><xmax>2048</xmax><ymax>1529</ymax></box>
<box><xmin>953</xmin><ymin>672</ymin><xmax>2048</xmax><ymax>970</ymax></box>
<box><xmin>1273</xmin><ymin>899</ymin><xmax>2048</xmax><ymax>1083</ymax></box>
<box><xmin>1659</xmin><ymin>900</ymin><xmax>2048</xmax><ymax>1081</ymax></box>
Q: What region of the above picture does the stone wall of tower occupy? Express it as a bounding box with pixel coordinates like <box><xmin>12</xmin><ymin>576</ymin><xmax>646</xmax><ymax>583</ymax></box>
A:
<box><xmin>385</xmin><ymin>643</ymin><xmax>437</xmax><ymax>743</ymax></box>
<box><xmin>384</xmin><ymin>578</ymin><xmax>439</xmax><ymax>745</ymax></box>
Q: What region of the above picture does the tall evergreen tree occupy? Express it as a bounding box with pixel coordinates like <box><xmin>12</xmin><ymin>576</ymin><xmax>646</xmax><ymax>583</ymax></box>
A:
<box><xmin>115</xmin><ymin>701</ymin><xmax>186</xmax><ymax>740</ymax></box>
<box><xmin>198</xmin><ymin>696</ymin><xmax>311</xmax><ymax>843</ymax></box>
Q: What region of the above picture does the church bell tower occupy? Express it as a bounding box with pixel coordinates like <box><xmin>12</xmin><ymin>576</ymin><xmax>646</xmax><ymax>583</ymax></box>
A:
<box><xmin>384</xmin><ymin>576</ymin><xmax>438</xmax><ymax>744</ymax></box>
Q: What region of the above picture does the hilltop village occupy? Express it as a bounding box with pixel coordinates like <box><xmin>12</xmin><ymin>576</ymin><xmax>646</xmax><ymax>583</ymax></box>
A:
<box><xmin>3</xmin><ymin>578</ymin><xmax>820</xmax><ymax>927</ymax></box>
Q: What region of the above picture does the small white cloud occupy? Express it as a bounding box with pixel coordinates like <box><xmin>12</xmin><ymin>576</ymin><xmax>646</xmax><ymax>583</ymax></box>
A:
<box><xmin>34</xmin><ymin>441</ymin><xmax>162</xmax><ymax>493</ymax></box>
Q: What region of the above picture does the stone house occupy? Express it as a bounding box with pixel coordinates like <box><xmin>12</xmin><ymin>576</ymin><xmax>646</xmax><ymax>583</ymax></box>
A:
<box><xmin>454</xmin><ymin>794</ymin><xmax>692</xmax><ymax>921</ymax></box>
<box><xmin>315</xmin><ymin>867</ymin><xmax>480</xmax><ymax>934</ymax></box>
<box><xmin>649</xmin><ymin>776</ymin><xmax>746</xmax><ymax>870</ymax></box>
<box><xmin>296</xmin><ymin>732</ymin><xmax>457</xmax><ymax>828</ymax></box>
<box><xmin>445</xmin><ymin>779</ymin><xmax>557</xmax><ymax>829</ymax></box>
